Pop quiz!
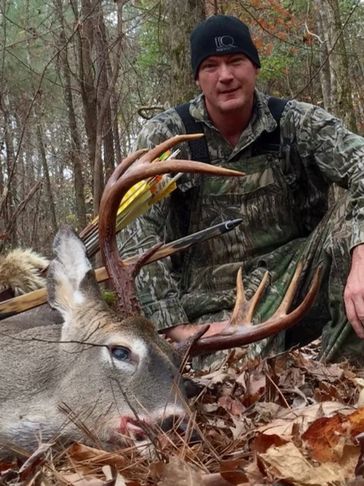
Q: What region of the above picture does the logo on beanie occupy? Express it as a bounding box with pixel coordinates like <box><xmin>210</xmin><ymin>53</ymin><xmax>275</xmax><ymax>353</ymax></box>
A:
<box><xmin>214</xmin><ymin>35</ymin><xmax>237</xmax><ymax>51</ymax></box>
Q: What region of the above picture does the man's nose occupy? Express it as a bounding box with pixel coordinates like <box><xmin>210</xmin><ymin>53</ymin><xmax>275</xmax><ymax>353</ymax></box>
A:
<box><xmin>218</xmin><ymin>63</ymin><xmax>234</xmax><ymax>82</ymax></box>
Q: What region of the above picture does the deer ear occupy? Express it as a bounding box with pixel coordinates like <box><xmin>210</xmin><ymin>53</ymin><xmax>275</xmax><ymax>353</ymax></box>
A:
<box><xmin>47</xmin><ymin>226</ymin><xmax>100</xmax><ymax>317</ymax></box>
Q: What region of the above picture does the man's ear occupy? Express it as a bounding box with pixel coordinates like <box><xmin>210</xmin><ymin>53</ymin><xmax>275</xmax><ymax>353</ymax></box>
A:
<box><xmin>195</xmin><ymin>79</ymin><xmax>200</xmax><ymax>89</ymax></box>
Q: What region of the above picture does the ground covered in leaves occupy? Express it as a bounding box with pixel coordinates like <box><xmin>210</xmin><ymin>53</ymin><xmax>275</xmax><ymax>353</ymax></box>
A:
<box><xmin>3</xmin><ymin>342</ymin><xmax>364</xmax><ymax>485</ymax></box>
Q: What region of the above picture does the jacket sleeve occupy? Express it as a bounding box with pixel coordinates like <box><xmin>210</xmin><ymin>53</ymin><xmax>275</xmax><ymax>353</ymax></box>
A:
<box><xmin>117</xmin><ymin>113</ymin><xmax>190</xmax><ymax>329</ymax></box>
<box><xmin>285</xmin><ymin>101</ymin><xmax>364</xmax><ymax>250</ymax></box>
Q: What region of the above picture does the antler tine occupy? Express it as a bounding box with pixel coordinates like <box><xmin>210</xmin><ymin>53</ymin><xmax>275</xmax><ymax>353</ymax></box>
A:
<box><xmin>139</xmin><ymin>134</ymin><xmax>205</xmax><ymax>164</ymax></box>
<box><xmin>161</xmin><ymin>263</ymin><xmax>322</xmax><ymax>357</ymax></box>
<box><xmin>99</xmin><ymin>134</ymin><xmax>244</xmax><ymax>316</ymax></box>
<box><xmin>108</xmin><ymin>148</ymin><xmax>148</xmax><ymax>186</ymax></box>
<box><xmin>264</xmin><ymin>261</ymin><xmax>303</xmax><ymax>320</ymax></box>
<box><xmin>229</xmin><ymin>268</ymin><xmax>270</xmax><ymax>325</ymax></box>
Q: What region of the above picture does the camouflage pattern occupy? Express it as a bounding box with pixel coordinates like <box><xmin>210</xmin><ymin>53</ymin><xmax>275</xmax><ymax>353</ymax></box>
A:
<box><xmin>117</xmin><ymin>90</ymin><xmax>364</xmax><ymax>364</ymax></box>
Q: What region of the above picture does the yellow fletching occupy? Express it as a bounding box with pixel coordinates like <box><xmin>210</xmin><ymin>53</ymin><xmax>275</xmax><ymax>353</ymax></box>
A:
<box><xmin>83</xmin><ymin>148</ymin><xmax>182</xmax><ymax>254</ymax></box>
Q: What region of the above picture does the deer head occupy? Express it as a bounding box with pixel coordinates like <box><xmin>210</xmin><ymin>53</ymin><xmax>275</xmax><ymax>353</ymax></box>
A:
<box><xmin>0</xmin><ymin>135</ymin><xmax>244</xmax><ymax>455</ymax></box>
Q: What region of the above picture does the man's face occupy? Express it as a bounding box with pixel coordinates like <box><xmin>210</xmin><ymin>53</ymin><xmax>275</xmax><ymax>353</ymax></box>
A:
<box><xmin>196</xmin><ymin>53</ymin><xmax>258</xmax><ymax>117</ymax></box>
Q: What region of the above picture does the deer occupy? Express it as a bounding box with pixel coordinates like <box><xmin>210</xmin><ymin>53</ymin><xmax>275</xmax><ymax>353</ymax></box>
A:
<box><xmin>0</xmin><ymin>248</ymin><xmax>49</xmax><ymax>300</ymax></box>
<box><xmin>0</xmin><ymin>135</ymin><xmax>321</xmax><ymax>458</ymax></box>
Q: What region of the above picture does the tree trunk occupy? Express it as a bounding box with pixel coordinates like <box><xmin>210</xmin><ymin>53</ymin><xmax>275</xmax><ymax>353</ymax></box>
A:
<box><xmin>54</xmin><ymin>0</ymin><xmax>87</xmax><ymax>230</ymax></box>
<box><xmin>163</xmin><ymin>0</ymin><xmax>206</xmax><ymax>105</ymax></box>
<box><xmin>74</xmin><ymin>0</ymin><xmax>125</xmax><ymax>215</ymax></box>
<box><xmin>73</xmin><ymin>0</ymin><xmax>98</xmax><ymax>185</ymax></box>
<box><xmin>36</xmin><ymin>121</ymin><xmax>58</xmax><ymax>233</ymax></box>
<box><xmin>0</xmin><ymin>94</ymin><xmax>17</xmax><ymax>247</ymax></box>
<box><xmin>315</xmin><ymin>6</ymin><xmax>332</xmax><ymax>111</ymax></box>
<box><xmin>94</xmin><ymin>1</ymin><xmax>115</xmax><ymax>181</ymax></box>
<box><xmin>314</xmin><ymin>0</ymin><xmax>357</xmax><ymax>131</ymax></box>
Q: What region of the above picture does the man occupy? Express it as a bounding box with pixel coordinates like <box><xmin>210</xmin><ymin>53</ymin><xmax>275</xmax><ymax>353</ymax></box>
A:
<box><xmin>119</xmin><ymin>15</ymin><xmax>364</xmax><ymax>364</ymax></box>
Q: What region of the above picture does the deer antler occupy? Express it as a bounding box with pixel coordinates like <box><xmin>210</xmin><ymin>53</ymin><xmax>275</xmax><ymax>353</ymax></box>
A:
<box><xmin>98</xmin><ymin>134</ymin><xmax>244</xmax><ymax>316</ymax></box>
<box><xmin>161</xmin><ymin>262</ymin><xmax>322</xmax><ymax>357</ymax></box>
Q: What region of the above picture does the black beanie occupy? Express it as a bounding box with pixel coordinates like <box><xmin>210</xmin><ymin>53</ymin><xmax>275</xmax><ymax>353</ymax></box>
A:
<box><xmin>190</xmin><ymin>15</ymin><xmax>261</xmax><ymax>78</ymax></box>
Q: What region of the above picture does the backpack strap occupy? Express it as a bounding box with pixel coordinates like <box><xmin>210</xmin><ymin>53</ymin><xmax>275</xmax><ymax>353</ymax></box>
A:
<box><xmin>268</xmin><ymin>96</ymin><xmax>288</xmax><ymax>123</ymax></box>
<box><xmin>175</xmin><ymin>103</ymin><xmax>210</xmax><ymax>163</ymax></box>
<box><xmin>252</xmin><ymin>96</ymin><xmax>288</xmax><ymax>153</ymax></box>
<box><xmin>168</xmin><ymin>103</ymin><xmax>209</xmax><ymax>244</ymax></box>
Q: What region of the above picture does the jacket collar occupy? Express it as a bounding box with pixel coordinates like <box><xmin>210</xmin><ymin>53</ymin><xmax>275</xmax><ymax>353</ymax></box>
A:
<box><xmin>189</xmin><ymin>89</ymin><xmax>278</xmax><ymax>142</ymax></box>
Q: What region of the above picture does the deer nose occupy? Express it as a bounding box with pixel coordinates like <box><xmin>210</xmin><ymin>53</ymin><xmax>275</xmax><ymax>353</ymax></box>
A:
<box><xmin>183</xmin><ymin>378</ymin><xmax>203</xmax><ymax>398</ymax></box>
<box><xmin>159</xmin><ymin>416</ymin><xmax>201</xmax><ymax>443</ymax></box>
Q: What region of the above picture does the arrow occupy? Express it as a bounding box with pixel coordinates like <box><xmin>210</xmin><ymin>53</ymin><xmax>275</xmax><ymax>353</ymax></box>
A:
<box><xmin>0</xmin><ymin>219</ymin><xmax>242</xmax><ymax>319</ymax></box>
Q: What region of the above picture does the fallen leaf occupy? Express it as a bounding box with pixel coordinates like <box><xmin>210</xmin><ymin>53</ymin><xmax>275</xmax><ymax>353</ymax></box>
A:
<box><xmin>66</xmin><ymin>443</ymin><xmax>127</xmax><ymax>470</ymax></box>
<box><xmin>59</xmin><ymin>472</ymin><xmax>106</xmax><ymax>486</ymax></box>
<box><xmin>219</xmin><ymin>458</ymin><xmax>249</xmax><ymax>484</ymax></box>
<box><xmin>193</xmin><ymin>368</ymin><xmax>230</xmax><ymax>387</ymax></box>
<box><xmin>303</xmin><ymin>360</ymin><xmax>344</xmax><ymax>383</ymax></box>
<box><xmin>217</xmin><ymin>395</ymin><xmax>245</xmax><ymax>416</ymax></box>
<box><xmin>259</xmin><ymin>442</ymin><xmax>347</xmax><ymax>485</ymax></box>
<box><xmin>229</xmin><ymin>415</ymin><xmax>252</xmax><ymax>440</ymax></box>
<box><xmin>241</xmin><ymin>369</ymin><xmax>266</xmax><ymax>407</ymax></box>
<box><xmin>157</xmin><ymin>456</ymin><xmax>204</xmax><ymax>485</ymax></box>
<box><xmin>303</xmin><ymin>407</ymin><xmax>364</xmax><ymax>462</ymax></box>
<box><xmin>256</xmin><ymin>401</ymin><xmax>354</xmax><ymax>440</ymax></box>
<box><xmin>252</xmin><ymin>433</ymin><xmax>288</xmax><ymax>454</ymax></box>
<box><xmin>202</xmin><ymin>472</ymin><xmax>237</xmax><ymax>485</ymax></box>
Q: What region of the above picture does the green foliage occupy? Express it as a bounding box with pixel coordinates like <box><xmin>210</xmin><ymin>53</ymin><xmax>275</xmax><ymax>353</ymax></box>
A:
<box><xmin>2</xmin><ymin>1</ymin><xmax>59</xmax><ymax>99</ymax></box>
<box><xmin>102</xmin><ymin>290</ymin><xmax>118</xmax><ymax>307</ymax></box>
<box><xmin>137</xmin><ymin>16</ymin><xmax>162</xmax><ymax>72</ymax></box>
<box><xmin>259</xmin><ymin>51</ymin><xmax>294</xmax><ymax>82</ymax></box>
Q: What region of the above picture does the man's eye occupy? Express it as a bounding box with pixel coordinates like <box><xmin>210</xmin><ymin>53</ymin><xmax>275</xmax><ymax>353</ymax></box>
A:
<box><xmin>202</xmin><ymin>63</ymin><xmax>216</xmax><ymax>70</ymax></box>
<box><xmin>110</xmin><ymin>346</ymin><xmax>131</xmax><ymax>361</ymax></box>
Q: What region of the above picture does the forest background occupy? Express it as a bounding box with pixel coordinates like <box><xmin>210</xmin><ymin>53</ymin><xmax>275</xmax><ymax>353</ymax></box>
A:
<box><xmin>0</xmin><ymin>0</ymin><xmax>363</xmax><ymax>255</ymax></box>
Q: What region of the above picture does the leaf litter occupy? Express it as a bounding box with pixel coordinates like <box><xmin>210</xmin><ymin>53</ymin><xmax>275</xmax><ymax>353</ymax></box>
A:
<box><xmin>2</xmin><ymin>341</ymin><xmax>364</xmax><ymax>485</ymax></box>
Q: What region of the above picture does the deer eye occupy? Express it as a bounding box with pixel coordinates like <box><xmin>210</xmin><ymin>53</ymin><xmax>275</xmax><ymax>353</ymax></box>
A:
<box><xmin>110</xmin><ymin>346</ymin><xmax>131</xmax><ymax>361</ymax></box>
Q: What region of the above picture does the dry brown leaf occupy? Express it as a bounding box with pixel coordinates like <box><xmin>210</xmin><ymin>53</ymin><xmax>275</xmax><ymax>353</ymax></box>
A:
<box><xmin>194</xmin><ymin>368</ymin><xmax>230</xmax><ymax>387</ymax></box>
<box><xmin>252</xmin><ymin>433</ymin><xmax>288</xmax><ymax>454</ymax></box>
<box><xmin>276</xmin><ymin>401</ymin><xmax>354</xmax><ymax>421</ymax></box>
<box><xmin>243</xmin><ymin>459</ymin><xmax>268</xmax><ymax>485</ymax></box>
<box><xmin>229</xmin><ymin>415</ymin><xmax>252</xmax><ymax>440</ymax></box>
<box><xmin>217</xmin><ymin>395</ymin><xmax>245</xmax><ymax>416</ymax></box>
<box><xmin>259</xmin><ymin>442</ymin><xmax>347</xmax><ymax>485</ymax></box>
<box><xmin>256</xmin><ymin>401</ymin><xmax>354</xmax><ymax>439</ymax></box>
<box><xmin>241</xmin><ymin>369</ymin><xmax>266</xmax><ymax>407</ymax></box>
<box><xmin>256</xmin><ymin>416</ymin><xmax>298</xmax><ymax>439</ymax></box>
<box><xmin>277</xmin><ymin>366</ymin><xmax>305</xmax><ymax>391</ymax></box>
<box><xmin>66</xmin><ymin>443</ymin><xmax>127</xmax><ymax>470</ymax></box>
<box><xmin>253</xmin><ymin>401</ymin><xmax>284</xmax><ymax>420</ymax></box>
<box><xmin>219</xmin><ymin>458</ymin><xmax>249</xmax><ymax>484</ymax></box>
<box><xmin>59</xmin><ymin>472</ymin><xmax>105</xmax><ymax>486</ymax></box>
<box><xmin>303</xmin><ymin>360</ymin><xmax>345</xmax><ymax>383</ymax></box>
<box><xmin>202</xmin><ymin>472</ymin><xmax>236</xmax><ymax>485</ymax></box>
<box><xmin>302</xmin><ymin>407</ymin><xmax>364</xmax><ymax>462</ymax></box>
<box><xmin>157</xmin><ymin>456</ymin><xmax>205</xmax><ymax>485</ymax></box>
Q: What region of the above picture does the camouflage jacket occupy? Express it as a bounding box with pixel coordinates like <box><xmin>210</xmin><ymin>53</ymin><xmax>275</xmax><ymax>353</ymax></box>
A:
<box><xmin>118</xmin><ymin>90</ymin><xmax>364</xmax><ymax>329</ymax></box>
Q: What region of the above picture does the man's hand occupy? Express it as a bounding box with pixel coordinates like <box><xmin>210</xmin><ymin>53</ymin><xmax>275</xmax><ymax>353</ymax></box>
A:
<box><xmin>344</xmin><ymin>244</ymin><xmax>364</xmax><ymax>338</ymax></box>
